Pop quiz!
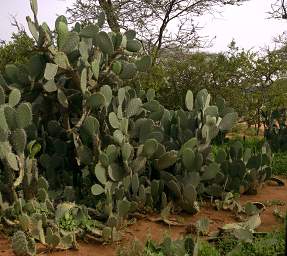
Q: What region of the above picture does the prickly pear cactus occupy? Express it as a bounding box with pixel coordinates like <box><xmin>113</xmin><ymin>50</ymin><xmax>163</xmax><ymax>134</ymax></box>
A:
<box><xmin>0</xmin><ymin>85</ymin><xmax>35</xmax><ymax>203</ymax></box>
<box><xmin>12</xmin><ymin>231</ymin><xmax>36</xmax><ymax>256</ymax></box>
<box><xmin>0</xmin><ymin>0</ymin><xmax>275</xmax><ymax>253</ymax></box>
<box><xmin>218</xmin><ymin>140</ymin><xmax>273</xmax><ymax>194</ymax></box>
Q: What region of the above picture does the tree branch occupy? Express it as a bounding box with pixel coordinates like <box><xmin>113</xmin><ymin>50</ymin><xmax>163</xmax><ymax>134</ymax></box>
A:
<box><xmin>98</xmin><ymin>0</ymin><xmax>121</xmax><ymax>32</ymax></box>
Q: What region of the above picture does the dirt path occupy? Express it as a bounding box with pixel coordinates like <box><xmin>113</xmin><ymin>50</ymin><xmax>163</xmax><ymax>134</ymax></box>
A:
<box><xmin>1</xmin><ymin>179</ymin><xmax>286</xmax><ymax>256</ymax></box>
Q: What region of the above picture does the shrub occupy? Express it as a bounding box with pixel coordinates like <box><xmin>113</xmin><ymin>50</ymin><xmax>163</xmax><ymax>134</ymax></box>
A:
<box><xmin>198</xmin><ymin>241</ymin><xmax>220</xmax><ymax>256</ymax></box>
<box><xmin>272</xmin><ymin>153</ymin><xmax>287</xmax><ymax>176</ymax></box>
<box><xmin>216</xmin><ymin>231</ymin><xmax>285</xmax><ymax>256</ymax></box>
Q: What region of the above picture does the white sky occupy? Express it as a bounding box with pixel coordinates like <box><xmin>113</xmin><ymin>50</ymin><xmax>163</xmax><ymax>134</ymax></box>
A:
<box><xmin>0</xmin><ymin>0</ymin><xmax>286</xmax><ymax>53</ymax></box>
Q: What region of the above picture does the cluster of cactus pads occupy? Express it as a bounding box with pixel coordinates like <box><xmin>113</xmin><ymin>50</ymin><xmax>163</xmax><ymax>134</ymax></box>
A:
<box><xmin>0</xmin><ymin>84</ymin><xmax>42</xmax><ymax>204</ymax></box>
<box><xmin>8</xmin><ymin>177</ymin><xmax>77</xmax><ymax>254</ymax></box>
<box><xmin>0</xmin><ymin>0</ymin><xmax>274</xmax><ymax>254</ymax></box>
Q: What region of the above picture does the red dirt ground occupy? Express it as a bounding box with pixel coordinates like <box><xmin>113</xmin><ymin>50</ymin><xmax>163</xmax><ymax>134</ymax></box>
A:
<box><xmin>1</xmin><ymin>178</ymin><xmax>286</xmax><ymax>256</ymax></box>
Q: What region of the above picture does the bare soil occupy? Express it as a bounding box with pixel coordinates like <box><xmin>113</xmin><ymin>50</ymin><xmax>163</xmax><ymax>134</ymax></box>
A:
<box><xmin>1</xmin><ymin>178</ymin><xmax>286</xmax><ymax>256</ymax></box>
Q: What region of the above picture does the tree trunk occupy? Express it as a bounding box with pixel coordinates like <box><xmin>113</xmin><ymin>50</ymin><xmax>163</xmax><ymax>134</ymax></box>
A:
<box><xmin>98</xmin><ymin>0</ymin><xmax>120</xmax><ymax>33</ymax></box>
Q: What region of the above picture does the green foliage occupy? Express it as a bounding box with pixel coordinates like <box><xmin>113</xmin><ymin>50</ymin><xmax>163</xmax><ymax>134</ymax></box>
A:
<box><xmin>272</xmin><ymin>152</ymin><xmax>287</xmax><ymax>176</ymax></box>
<box><xmin>12</xmin><ymin>230</ymin><xmax>36</xmax><ymax>256</ymax></box>
<box><xmin>216</xmin><ymin>231</ymin><xmax>285</xmax><ymax>256</ymax></box>
<box><xmin>198</xmin><ymin>241</ymin><xmax>220</xmax><ymax>256</ymax></box>
<box><xmin>138</xmin><ymin>42</ymin><xmax>287</xmax><ymax>133</ymax></box>
<box><xmin>0</xmin><ymin>32</ymin><xmax>34</xmax><ymax>73</ymax></box>
<box><xmin>117</xmin><ymin>236</ymin><xmax>197</xmax><ymax>256</ymax></box>
<box><xmin>117</xmin><ymin>231</ymin><xmax>285</xmax><ymax>256</ymax></box>
<box><xmin>214</xmin><ymin>137</ymin><xmax>264</xmax><ymax>154</ymax></box>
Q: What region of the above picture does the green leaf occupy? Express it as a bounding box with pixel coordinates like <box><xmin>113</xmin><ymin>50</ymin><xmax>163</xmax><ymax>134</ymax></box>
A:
<box><xmin>87</xmin><ymin>92</ymin><xmax>105</xmax><ymax>109</ymax></box>
<box><xmin>100</xmin><ymin>85</ymin><xmax>112</xmax><ymax>108</ymax></box>
<box><xmin>201</xmin><ymin>163</ymin><xmax>220</xmax><ymax>181</ymax></box>
<box><xmin>182</xmin><ymin>148</ymin><xmax>195</xmax><ymax>171</ymax></box>
<box><xmin>118</xmin><ymin>88</ymin><xmax>126</xmax><ymax>105</ymax></box>
<box><xmin>232</xmin><ymin>229</ymin><xmax>253</xmax><ymax>243</ymax></box>
<box><xmin>54</xmin><ymin>52</ymin><xmax>71</xmax><ymax>69</ymax></box>
<box><xmin>61</xmin><ymin>32</ymin><xmax>80</xmax><ymax>54</ymax></box>
<box><xmin>57</xmin><ymin>89</ymin><xmax>68</xmax><ymax>108</ymax></box>
<box><xmin>215</xmin><ymin>149</ymin><xmax>227</xmax><ymax>164</ymax></box>
<box><xmin>82</xmin><ymin>116</ymin><xmax>99</xmax><ymax>137</ymax></box>
<box><xmin>44</xmin><ymin>63</ymin><xmax>58</xmax><ymax>80</ymax></box>
<box><xmin>94</xmin><ymin>163</ymin><xmax>107</xmax><ymax>185</ymax></box>
<box><xmin>126</xmin><ymin>98</ymin><xmax>142</xmax><ymax>118</ymax></box>
<box><xmin>46</xmin><ymin>228</ymin><xmax>60</xmax><ymax>248</ymax></box>
<box><xmin>43</xmin><ymin>80</ymin><xmax>57</xmax><ymax>92</ymax></box>
<box><xmin>143</xmin><ymin>139</ymin><xmax>158</xmax><ymax>158</ymax></box>
<box><xmin>5</xmin><ymin>64</ymin><xmax>19</xmax><ymax>83</ymax></box>
<box><xmin>91</xmin><ymin>184</ymin><xmax>105</xmax><ymax>196</ymax></box>
<box><xmin>135</xmin><ymin>55</ymin><xmax>152</xmax><ymax>72</ymax></box>
<box><xmin>10</xmin><ymin>129</ymin><xmax>27</xmax><ymax>155</ymax></box>
<box><xmin>120</xmin><ymin>62</ymin><xmax>137</xmax><ymax>79</ymax></box>
<box><xmin>27</xmin><ymin>140</ymin><xmax>41</xmax><ymax>158</ymax></box>
<box><xmin>156</xmin><ymin>151</ymin><xmax>178</xmax><ymax>170</ymax></box>
<box><xmin>113</xmin><ymin>129</ymin><xmax>124</xmax><ymax>145</ymax></box>
<box><xmin>99</xmin><ymin>152</ymin><xmax>109</xmax><ymax>167</ymax></box>
<box><xmin>7</xmin><ymin>152</ymin><xmax>19</xmax><ymax>170</ymax></box>
<box><xmin>80</xmin><ymin>24</ymin><xmax>99</xmax><ymax>39</ymax></box>
<box><xmin>196</xmin><ymin>218</ymin><xmax>210</xmax><ymax>235</ymax></box>
<box><xmin>121</xmin><ymin>143</ymin><xmax>133</xmax><ymax>161</ymax></box>
<box><xmin>80</xmin><ymin>68</ymin><xmax>87</xmax><ymax>93</ymax></box>
<box><xmin>131</xmin><ymin>174</ymin><xmax>139</xmax><ymax>195</ymax></box>
<box><xmin>16</xmin><ymin>103</ymin><xmax>32</xmax><ymax>129</ymax></box>
<box><xmin>77</xmin><ymin>145</ymin><xmax>92</xmax><ymax>165</ymax></box>
<box><xmin>91</xmin><ymin>50</ymin><xmax>102</xmax><ymax>80</ymax></box>
<box><xmin>112</xmin><ymin>61</ymin><xmax>122</xmax><ymax>75</ymax></box>
<box><xmin>124</xmin><ymin>30</ymin><xmax>136</xmax><ymax>40</ymax></box>
<box><xmin>117</xmin><ymin>199</ymin><xmax>131</xmax><ymax>218</ymax></box>
<box><xmin>219</xmin><ymin>112</ymin><xmax>238</xmax><ymax>131</ymax></box>
<box><xmin>0</xmin><ymin>85</ymin><xmax>5</xmax><ymax>105</ymax></box>
<box><xmin>95</xmin><ymin>31</ymin><xmax>114</xmax><ymax>55</ymax></box>
<box><xmin>108</xmin><ymin>163</ymin><xmax>125</xmax><ymax>181</ymax></box>
<box><xmin>28</xmin><ymin>54</ymin><xmax>44</xmax><ymax>80</ymax></box>
<box><xmin>30</xmin><ymin>0</ymin><xmax>38</xmax><ymax>16</ymax></box>
<box><xmin>8</xmin><ymin>89</ymin><xmax>21</xmax><ymax>107</ymax></box>
<box><xmin>167</xmin><ymin>180</ymin><xmax>181</xmax><ymax>198</ymax></box>
<box><xmin>79</xmin><ymin>41</ymin><xmax>89</xmax><ymax>60</ymax></box>
<box><xmin>55</xmin><ymin>15</ymin><xmax>68</xmax><ymax>28</ymax></box>
<box><xmin>109</xmin><ymin>112</ymin><xmax>120</xmax><ymax>129</ymax></box>
<box><xmin>56</xmin><ymin>21</ymin><xmax>69</xmax><ymax>49</ymax></box>
<box><xmin>126</xmin><ymin>39</ymin><xmax>142</xmax><ymax>52</ymax></box>
<box><xmin>120</xmin><ymin>118</ymin><xmax>129</xmax><ymax>134</ymax></box>
<box><xmin>183</xmin><ymin>184</ymin><xmax>197</xmax><ymax>205</ymax></box>
<box><xmin>4</xmin><ymin>106</ymin><xmax>17</xmax><ymax>130</ymax></box>
<box><xmin>185</xmin><ymin>90</ymin><xmax>193</xmax><ymax>111</ymax></box>
<box><xmin>26</xmin><ymin>16</ymin><xmax>39</xmax><ymax>41</ymax></box>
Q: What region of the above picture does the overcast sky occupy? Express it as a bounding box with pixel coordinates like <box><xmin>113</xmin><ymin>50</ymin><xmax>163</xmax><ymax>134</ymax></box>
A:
<box><xmin>0</xmin><ymin>0</ymin><xmax>286</xmax><ymax>52</ymax></box>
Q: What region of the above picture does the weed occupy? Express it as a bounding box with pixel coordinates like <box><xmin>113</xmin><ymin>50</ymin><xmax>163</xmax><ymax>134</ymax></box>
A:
<box><xmin>117</xmin><ymin>230</ymin><xmax>285</xmax><ymax>256</ymax></box>
<box><xmin>272</xmin><ymin>153</ymin><xmax>287</xmax><ymax>176</ymax></box>
<box><xmin>198</xmin><ymin>241</ymin><xmax>220</xmax><ymax>256</ymax></box>
<box><xmin>262</xmin><ymin>199</ymin><xmax>285</xmax><ymax>207</ymax></box>
<box><xmin>273</xmin><ymin>208</ymin><xmax>285</xmax><ymax>222</ymax></box>
<box><xmin>216</xmin><ymin>231</ymin><xmax>285</xmax><ymax>256</ymax></box>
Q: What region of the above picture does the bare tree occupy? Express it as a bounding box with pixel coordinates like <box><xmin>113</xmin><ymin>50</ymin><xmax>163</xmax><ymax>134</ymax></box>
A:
<box><xmin>67</xmin><ymin>0</ymin><xmax>247</xmax><ymax>61</ymax></box>
<box><xmin>10</xmin><ymin>15</ymin><xmax>26</xmax><ymax>33</ymax></box>
<box><xmin>269</xmin><ymin>0</ymin><xmax>287</xmax><ymax>19</ymax></box>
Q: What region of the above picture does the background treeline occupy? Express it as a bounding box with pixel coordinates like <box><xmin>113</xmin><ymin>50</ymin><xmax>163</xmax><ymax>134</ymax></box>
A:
<box><xmin>2</xmin><ymin>31</ymin><xmax>287</xmax><ymax>136</ymax></box>
<box><xmin>139</xmin><ymin>41</ymin><xmax>287</xmax><ymax>132</ymax></box>
<box><xmin>2</xmin><ymin>0</ymin><xmax>287</xmax><ymax>138</ymax></box>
